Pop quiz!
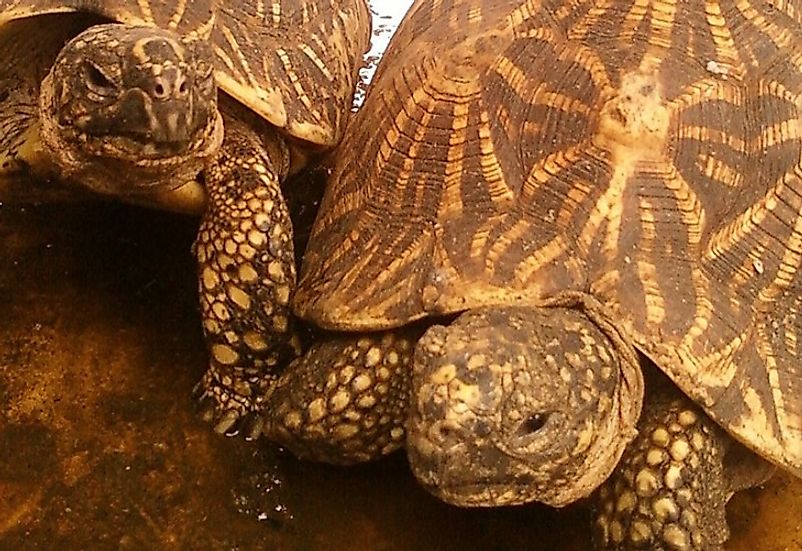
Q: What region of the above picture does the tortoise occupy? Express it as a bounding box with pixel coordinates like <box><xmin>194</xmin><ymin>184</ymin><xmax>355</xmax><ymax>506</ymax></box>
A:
<box><xmin>252</xmin><ymin>0</ymin><xmax>802</xmax><ymax>548</ymax></box>
<box><xmin>0</xmin><ymin>0</ymin><xmax>370</xmax><ymax>430</ymax></box>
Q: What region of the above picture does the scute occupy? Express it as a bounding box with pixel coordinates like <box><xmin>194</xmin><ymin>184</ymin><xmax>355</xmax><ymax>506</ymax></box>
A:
<box><xmin>0</xmin><ymin>0</ymin><xmax>370</xmax><ymax>145</ymax></box>
<box><xmin>295</xmin><ymin>0</ymin><xmax>802</xmax><ymax>475</ymax></box>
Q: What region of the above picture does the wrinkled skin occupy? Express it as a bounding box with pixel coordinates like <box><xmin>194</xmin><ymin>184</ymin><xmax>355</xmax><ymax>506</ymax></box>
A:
<box><xmin>262</xmin><ymin>297</ymin><xmax>777</xmax><ymax>549</ymax></box>
<box><xmin>263</xmin><ymin>297</ymin><xmax>644</xmax><ymax>508</ymax></box>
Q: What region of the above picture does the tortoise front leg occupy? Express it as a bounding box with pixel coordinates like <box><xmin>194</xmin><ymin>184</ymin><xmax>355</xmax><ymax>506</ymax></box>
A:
<box><xmin>262</xmin><ymin>330</ymin><xmax>418</xmax><ymax>464</ymax></box>
<box><xmin>193</xmin><ymin>105</ymin><xmax>300</xmax><ymax>434</ymax></box>
<box><xmin>592</xmin><ymin>379</ymin><xmax>776</xmax><ymax>550</ymax></box>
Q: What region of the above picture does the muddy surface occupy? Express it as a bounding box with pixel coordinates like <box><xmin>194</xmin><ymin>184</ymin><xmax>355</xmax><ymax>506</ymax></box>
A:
<box><xmin>1</xmin><ymin>183</ymin><xmax>801</xmax><ymax>551</ymax></box>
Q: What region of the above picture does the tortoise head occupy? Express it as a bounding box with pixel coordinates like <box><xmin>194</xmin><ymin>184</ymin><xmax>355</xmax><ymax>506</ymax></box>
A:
<box><xmin>39</xmin><ymin>23</ymin><xmax>223</xmax><ymax>200</ymax></box>
<box><xmin>406</xmin><ymin>304</ymin><xmax>643</xmax><ymax>508</ymax></box>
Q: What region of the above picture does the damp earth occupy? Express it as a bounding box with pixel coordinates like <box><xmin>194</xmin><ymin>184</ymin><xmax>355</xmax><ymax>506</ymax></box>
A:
<box><xmin>1</xmin><ymin>0</ymin><xmax>802</xmax><ymax>548</ymax></box>
<box><xmin>1</xmin><ymin>169</ymin><xmax>801</xmax><ymax>550</ymax></box>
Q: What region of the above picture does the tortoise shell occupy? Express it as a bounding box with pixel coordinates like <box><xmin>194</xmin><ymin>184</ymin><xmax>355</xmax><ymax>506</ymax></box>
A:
<box><xmin>0</xmin><ymin>0</ymin><xmax>370</xmax><ymax>146</ymax></box>
<box><xmin>294</xmin><ymin>0</ymin><xmax>802</xmax><ymax>476</ymax></box>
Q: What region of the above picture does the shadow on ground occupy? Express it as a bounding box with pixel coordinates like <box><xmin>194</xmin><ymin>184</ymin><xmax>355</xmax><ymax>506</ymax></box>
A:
<box><xmin>0</xmin><ymin>191</ymin><xmax>799</xmax><ymax>550</ymax></box>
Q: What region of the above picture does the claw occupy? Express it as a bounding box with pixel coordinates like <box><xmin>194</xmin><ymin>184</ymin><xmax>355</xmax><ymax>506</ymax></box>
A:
<box><xmin>214</xmin><ymin>409</ymin><xmax>241</xmax><ymax>434</ymax></box>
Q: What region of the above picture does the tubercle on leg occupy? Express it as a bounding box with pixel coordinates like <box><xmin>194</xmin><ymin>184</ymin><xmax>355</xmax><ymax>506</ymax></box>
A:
<box><xmin>194</xmin><ymin>111</ymin><xmax>300</xmax><ymax>429</ymax></box>
<box><xmin>592</xmin><ymin>385</ymin><xmax>733</xmax><ymax>551</ymax></box>
<box><xmin>263</xmin><ymin>329</ymin><xmax>420</xmax><ymax>465</ymax></box>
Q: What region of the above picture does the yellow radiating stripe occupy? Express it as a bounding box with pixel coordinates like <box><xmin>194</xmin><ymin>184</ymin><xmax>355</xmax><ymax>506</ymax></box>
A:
<box><xmin>676</xmin><ymin>125</ymin><xmax>746</xmax><ymax>151</ymax></box>
<box><xmin>671</xmin><ymin>77</ymin><xmax>742</xmax><ymax>111</ymax></box>
<box><xmin>757</xmin><ymin>184</ymin><xmax>802</xmax><ymax>303</ymax></box>
<box><xmin>736</xmin><ymin>0</ymin><xmax>799</xmax><ymax>52</ymax></box>
<box><xmin>637</xmin><ymin>260</ymin><xmax>666</xmax><ymax>325</ymax></box>
<box><xmin>622</xmin><ymin>0</ymin><xmax>649</xmax><ymax>44</ymax></box>
<box><xmin>169</xmin><ymin>0</ymin><xmax>186</xmax><ymax>29</ymax></box>
<box><xmin>300</xmin><ymin>43</ymin><xmax>333</xmax><ymax>80</ymax></box>
<box><xmin>478</xmin><ymin>109</ymin><xmax>513</xmax><ymax>207</ymax></box>
<box><xmin>440</xmin><ymin>100</ymin><xmax>468</xmax><ymax>220</ymax></box>
<box><xmin>756</xmin><ymin>321</ymin><xmax>796</xmax><ymax>449</ymax></box>
<box><xmin>704</xmin><ymin>0</ymin><xmax>744</xmax><ymax>73</ymax></box>
<box><xmin>577</xmin><ymin>151</ymin><xmax>635</xmax><ymax>255</ymax></box>
<box><xmin>697</xmin><ymin>153</ymin><xmax>743</xmax><ymax>187</ymax></box>
<box><xmin>277</xmin><ymin>48</ymin><xmax>313</xmax><ymax>111</ymax></box>
<box><xmin>513</xmin><ymin>236</ymin><xmax>570</xmax><ymax>284</ymax></box>
<box><xmin>136</xmin><ymin>0</ymin><xmax>155</xmax><ymax>23</ymax></box>
<box><xmin>704</xmin><ymin>176</ymin><xmax>785</xmax><ymax>260</ymax></box>
<box><xmin>569</xmin><ymin>0</ymin><xmax>614</xmax><ymax>41</ymax></box>
<box><xmin>221</xmin><ymin>24</ymin><xmax>258</xmax><ymax>89</ymax></box>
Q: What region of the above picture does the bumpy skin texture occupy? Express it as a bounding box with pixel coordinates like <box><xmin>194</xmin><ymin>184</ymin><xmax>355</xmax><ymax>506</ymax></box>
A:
<box><xmin>407</xmin><ymin>304</ymin><xmax>643</xmax><ymax>507</ymax></box>
<box><xmin>263</xmin><ymin>330</ymin><xmax>418</xmax><ymax>464</ymax></box>
<box><xmin>593</xmin><ymin>381</ymin><xmax>776</xmax><ymax>550</ymax></box>
<box><xmin>194</xmin><ymin>100</ymin><xmax>301</xmax><ymax>433</ymax></box>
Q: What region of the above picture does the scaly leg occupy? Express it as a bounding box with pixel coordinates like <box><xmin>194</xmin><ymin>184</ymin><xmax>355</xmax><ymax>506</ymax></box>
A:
<box><xmin>194</xmin><ymin>103</ymin><xmax>300</xmax><ymax>434</ymax></box>
<box><xmin>592</xmin><ymin>378</ymin><xmax>775</xmax><ymax>550</ymax></box>
<box><xmin>262</xmin><ymin>330</ymin><xmax>418</xmax><ymax>464</ymax></box>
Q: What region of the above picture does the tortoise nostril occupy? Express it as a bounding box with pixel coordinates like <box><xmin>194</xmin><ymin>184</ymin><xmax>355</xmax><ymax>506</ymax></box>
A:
<box><xmin>516</xmin><ymin>412</ymin><xmax>550</xmax><ymax>437</ymax></box>
<box><xmin>153</xmin><ymin>82</ymin><xmax>166</xmax><ymax>97</ymax></box>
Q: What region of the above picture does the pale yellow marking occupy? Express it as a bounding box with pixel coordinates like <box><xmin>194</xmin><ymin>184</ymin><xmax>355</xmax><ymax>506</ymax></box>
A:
<box><xmin>300</xmin><ymin>43</ymin><xmax>333</xmax><ymax>80</ymax></box>
<box><xmin>271</xmin><ymin>0</ymin><xmax>281</xmax><ymax>25</ymax></box>
<box><xmin>735</xmin><ymin>0</ymin><xmax>799</xmax><ymax>52</ymax></box>
<box><xmin>136</xmin><ymin>0</ymin><xmax>155</xmax><ymax>23</ymax></box>
<box><xmin>244</xmin><ymin>332</ymin><xmax>268</xmax><ymax>351</ymax></box>
<box><xmin>212</xmin><ymin>344</ymin><xmax>238</xmax><ymax>365</ymax></box>
<box><xmin>485</xmin><ymin>217</ymin><xmax>532</xmax><ymax>275</ymax></box>
<box><xmin>621</xmin><ymin>0</ymin><xmax>649</xmax><ymax>44</ymax></box>
<box><xmin>704</xmin><ymin>0</ymin><xmax>745</xmax><ymax>75</ymax></box>
<box><xmin>757</xmin><ymin>190</ymin><xmax>802</xmax><ymax>302</ymax></box>
<box><xmin>276</xmin><ymin>48</ymin><xmax>314</xmax><ymax>112</ymax></box>
<box><xmin>168</xmin><ymin>0</ymin><xmax>187</xmax><ymax>29</ymax></box>
<box><xmin>755</xmin><ymin>321</ymin><xmax>801</xmax><ymax>451</ymax></box>
<box><xmin>637</xmin><ymin>260</ymin><xmax>666</xmax><ymax>325</ymax></box>
<box><xmin>132</xmin><ymin>36</ymin><xmax>184</xmax><ymax>65</ymax></box>
<box><xmin>688</xmin><ymin>332</ymin><xmax>745</xmax><ymax>389</ymax></box>
<box><xmin>467</xmin><ymin>4</ymin><xmax>483</xmax><ymax>23</ymax></box>
<box><xmin>632</xmin><ymin>0</ymin><xmax>677</xmax><ymax>72</ymax></box>
<box><xmin>219</xmin><ymin>24</ymin><xmax>259</xmax><ymax>91</ymax></box>
<box><xmin>756</xmin><ymin>119</ymin><xmax>800</xmax><ymax>149</ymax></box>
<box><xmin>741</xmin><ymin>385</ymin><xmax>780</xmax><ymax>450</ymax></box>
<box><xmin>634</xmin><ymin>198</ymin><xmax>666</xmax><ymax>325</ymax></box>
<box><xmin>657</xmin><ymin>166</ymin><xmax>712</xmax><ymax>350</ymax></box>
<box><xmin>568</xmin><ymin>0</ymin><xmax>614</xmax><ymax>41</ymax></box>
<box><xmin>697</xmin><ymin>153</ymin><xmax>743</xmax><ymax>187</ymax></box>
<box><xmin>671</xmin><ymin>77</ymin><xmax>742</xmax><ymax>113</ymax></box>
<box><xmin>513</xmin><ymin>236</ymin><xmax>570</xmax><ymax>285</ymax></box>
<box><xmin>478</xmin><ymin>109</ymin><xmax>513</xmax><ymax>207</ymax></box>
<box><xmin>213</xmin><ymin>45</ymin><xmax>238</xmax><ymax>75</ymax></box>
<box><xmin>704</xmin><ymin>177</ymin><xmax>783</xmax><ymax>260</ymax></box>
<box><xmin>578</xmin><ymin>157</ymin><xmax>633</xmax><ymax>255</ymax></box>
<box><xmin>440</xmin><ymin>101</ymin><xmax>469</xmax><ymax>220</ymax></box>
<box><xmin>508</xmin><ymin>0</ymin><xmax>538</xmax><ymax>31</ymax></box>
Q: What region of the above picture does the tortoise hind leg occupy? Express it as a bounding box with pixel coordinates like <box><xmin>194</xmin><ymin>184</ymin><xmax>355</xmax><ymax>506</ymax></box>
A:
<box><xmin>592</xmin><ymin>379</ymin><xmax>775</xmax><ymax>550</ymax></box>
<box><xmin>193</xmin><ymin>100</ymin><xmax>300</xmax><ymax>433</ymax></box>
<box><xmin>261</xmin><ymin>330</ymin><xmax>418</xmax><ymax>464</ymax></box>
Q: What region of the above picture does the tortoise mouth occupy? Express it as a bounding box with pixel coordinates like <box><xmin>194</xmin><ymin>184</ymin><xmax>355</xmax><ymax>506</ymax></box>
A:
<box><xmin>85</xmin><ymin>130</ymin><xmax>214</xmax><ymax>167</ymax></box>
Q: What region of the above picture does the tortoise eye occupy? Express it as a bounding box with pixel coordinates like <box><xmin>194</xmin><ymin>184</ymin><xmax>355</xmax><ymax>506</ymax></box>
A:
<box><xmin>516</xmin><ymin>412</ymin><xmax>550</xmax><ymax>436</ymax></box>
<box><xmin>83</xmin><ymin>63</ymin><xmax>116</xmax><ymax>94</ymax></box>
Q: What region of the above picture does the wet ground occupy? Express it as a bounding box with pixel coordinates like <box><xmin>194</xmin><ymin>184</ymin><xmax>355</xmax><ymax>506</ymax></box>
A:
<box><xmin>1</xmin><ymin>1</ymin><xmax>801</xmax><ymax>547</ymax></box>
<box><xmin>1</xmin><ymin>182</ymin><xmax>801</xmax><ymax>551</ymax></box>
